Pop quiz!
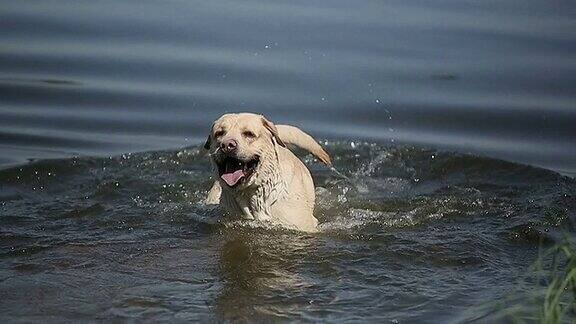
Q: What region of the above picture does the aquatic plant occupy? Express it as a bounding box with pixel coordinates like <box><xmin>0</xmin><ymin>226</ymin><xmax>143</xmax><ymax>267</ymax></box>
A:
<box><xmin>539</xmin><ymin>237</ymin><xmax>576</xmax><ymax>324</ymax></box>
<box><xmin>506</xmin><ymin>237</ymin><xmax>576</xmax><ymax>324</ymax></box>
<box><xmin>467</xmin><ymin>236</ymin><xmax>576</xmax><ymax>323</ymax></box>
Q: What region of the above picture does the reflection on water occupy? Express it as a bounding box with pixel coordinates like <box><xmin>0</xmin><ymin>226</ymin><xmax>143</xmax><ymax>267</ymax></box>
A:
<box><xmin>216</xmin><ymin>232</ymin><xmax>318</xmax><ymax>321</ymax></box>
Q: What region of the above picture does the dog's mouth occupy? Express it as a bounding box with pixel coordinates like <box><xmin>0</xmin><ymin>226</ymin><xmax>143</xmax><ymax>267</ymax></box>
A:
<box><xmin>217</xmin><ymin>156</ymin><xmax>260</xmax><ymax>187</ymax></box>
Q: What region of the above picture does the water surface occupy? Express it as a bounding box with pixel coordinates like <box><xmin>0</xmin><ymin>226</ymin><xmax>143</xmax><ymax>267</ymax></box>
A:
<box><xmin>1</xmin><ymin>0</ymin><xmax>575</xmax><ymax>173</ymax></box>
<box><xmin>1</xmin><ymin>144</ymin><xmax>575</xmax><ymax>322</ymax></box>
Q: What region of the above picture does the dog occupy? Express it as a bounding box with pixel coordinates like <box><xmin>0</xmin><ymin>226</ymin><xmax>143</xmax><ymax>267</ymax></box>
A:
<box><xmin>203</xmin><ymin>113</ymin><xmax>331</xmax><ymax>232</ymax></box>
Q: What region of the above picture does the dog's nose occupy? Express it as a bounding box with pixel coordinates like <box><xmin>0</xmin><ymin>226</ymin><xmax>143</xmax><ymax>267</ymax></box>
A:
<box><xmin>220</xmin><ymin>139</ymin><xmax>238</xmax><ymax>153</ymax></box>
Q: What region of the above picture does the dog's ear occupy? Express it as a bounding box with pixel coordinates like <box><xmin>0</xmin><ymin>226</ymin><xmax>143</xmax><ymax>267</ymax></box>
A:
<box><xmin>203</xmin><ymin>134</ymin><xmax>211</xmax><ymax>150</ymax></box>
<box><xmin>261</xmin><ymin>116</ymin><xmax>287</xmax><ymax>147</ymax></box>
<box><xmin>276</xmin><ymin>125</ymin><xmax>332</xmax><ymax>166</ymax></box>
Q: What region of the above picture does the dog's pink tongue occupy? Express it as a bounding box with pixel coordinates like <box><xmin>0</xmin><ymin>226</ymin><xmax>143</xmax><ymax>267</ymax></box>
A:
<box><xmin>221</xmin><ymin>170</ymin><xmax>245</xmax><ymax>186</ymax></box>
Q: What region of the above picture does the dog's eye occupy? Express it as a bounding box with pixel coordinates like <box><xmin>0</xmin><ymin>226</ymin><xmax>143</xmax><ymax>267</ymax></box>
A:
<box><xmin>243</xmin><ymin>131</ymin><xmax>256</xmax><ymax>139</ymax></box>
<box><xmin>214</xmin><ymin>130</ymin><xmax>225</xmax><ymax>138</ymax></box>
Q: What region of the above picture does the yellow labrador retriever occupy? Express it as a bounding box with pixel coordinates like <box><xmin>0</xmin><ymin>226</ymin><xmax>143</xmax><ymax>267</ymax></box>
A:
<box><xmin>203</xmin><ymin>113</ymin><xmax>331</xmax><ymax>232</ymax></box>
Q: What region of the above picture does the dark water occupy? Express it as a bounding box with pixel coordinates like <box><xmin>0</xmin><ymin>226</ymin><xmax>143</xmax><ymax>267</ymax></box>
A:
<box><xmin>1</xmin><ymin>145</ymin><xmax>575</xmax><ymax>322</ymax></box>
<box><xmin>1</xmin><ymin>0</ymin><xmax>576</xmax><ymax>322</ymax></box>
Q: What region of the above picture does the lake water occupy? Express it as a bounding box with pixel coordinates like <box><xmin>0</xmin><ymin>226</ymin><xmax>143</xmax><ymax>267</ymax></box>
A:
<box><xmin>1</xmin><ymin>0</ymin><xmax>575</xmax><ymax>322</ymax></box>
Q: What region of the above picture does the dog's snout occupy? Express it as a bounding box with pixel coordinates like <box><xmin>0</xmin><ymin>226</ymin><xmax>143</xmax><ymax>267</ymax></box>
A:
<box><xmin>220</xmin><ymin>138</ymin><xmax>238</xmax><ymax>153</ymax></box>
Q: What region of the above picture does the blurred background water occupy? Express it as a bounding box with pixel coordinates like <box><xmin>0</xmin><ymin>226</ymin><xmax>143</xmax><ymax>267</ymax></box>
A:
<box><xmin>1</xmin><ymin>0</ymin><xmax>575</xmax><ymax>322</ymax></box>
<box><xmin>1</xmin><ymin>0</ymin><xmax>575</xmax><ymax>174</ymax></box>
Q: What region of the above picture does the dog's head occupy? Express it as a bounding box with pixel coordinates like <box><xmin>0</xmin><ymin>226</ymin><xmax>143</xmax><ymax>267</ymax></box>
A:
<box><xmin>204</xmin><ymin>113</ymin><xmax>286</xmax><ymax>189</ymax></box>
